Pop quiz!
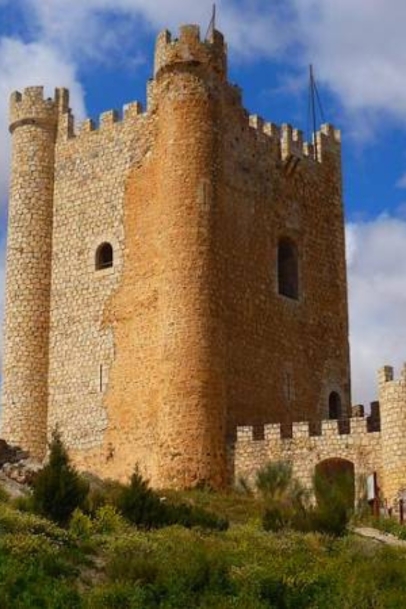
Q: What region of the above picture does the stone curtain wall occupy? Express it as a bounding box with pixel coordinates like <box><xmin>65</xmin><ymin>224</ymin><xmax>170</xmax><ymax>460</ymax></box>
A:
<box><xmin>232</xmin><ymin>418</ymin><xmax>382</xmax><ymax>499</ymax></box>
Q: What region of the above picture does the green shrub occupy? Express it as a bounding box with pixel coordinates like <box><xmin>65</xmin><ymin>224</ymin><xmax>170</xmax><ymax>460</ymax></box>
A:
<box><xmin>115</xmin><ymin>467</ymin><xmax>166</xmax><ymax>529</ymax></box>
<box><xmin>310</xmin><ymin>468</ymin><xmax>353</xmax><ymax>536</ymax></box>
<box><xmin>257</xmin><ymin>461</ymin><xmax>353</xmax><ymax>536</ymax></box>
<box><xmin>69</xmin><ymin>508</ymin><xmax>93</xmax><ymax>539</ymax></box>
<box><xmin>93</xmin><ymin>504</ymin><xmax>127</xmax><ymax>534</ymax></box>
<box><xmin>12</xmin><ymin>494</ymin><xmax>35</xmax><ymax>512</ymax></box>
<box><xmin>84</xmin><ymin>582</ymin><xmax>151</xmax><ymax>609</ymax></box>
<box><xmin>0</xmin><ymin>483</ymin><xmax>9</xmax><ymax>503</ymax></box>
<box><xmin>32</xmin><ymin>430</ymin><xmax>89</xmax><ymax>526</ymax></box>
<box><xmin>256</xmin><ymin>461</ymin><xmax>294</xmax><ymax>500</ymax></box>
<box><xmin>257</xmin><ymin>461</ymin><xmax>310</xmax><ymax>532</ymax></box>
<box><xmin>115</xmin><ymin>467</ymin><xmax>228</xmax><ymax>531</ymax></box>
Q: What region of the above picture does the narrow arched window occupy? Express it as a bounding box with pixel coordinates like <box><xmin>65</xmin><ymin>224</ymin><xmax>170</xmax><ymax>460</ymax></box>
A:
<box><xmin>95</xmin><ymin>242</ymin><xmax>113</xmax><ymax>270</ymax></box>
<box><xmin>329</xmin><ymin>391</ymin><xmax>342</xmax><ymax>420</ymax></box>
<box><xmin>278</xmin><ymin>238</ymin><xmax>299</xmax><ymax>299</ymax></box>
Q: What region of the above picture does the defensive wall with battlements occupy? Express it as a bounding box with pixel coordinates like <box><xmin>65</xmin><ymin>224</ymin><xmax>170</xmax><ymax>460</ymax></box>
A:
<box><xmin>232</xmin><ymin>365</ymin><xmax>406</xmax><ymax>509</ymax></box>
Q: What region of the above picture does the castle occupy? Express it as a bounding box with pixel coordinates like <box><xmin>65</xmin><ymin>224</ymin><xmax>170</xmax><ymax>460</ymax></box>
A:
<box><xmin>0</xmin><ymin>23</ymin><xmax>405</xmax><ymax>508</ymax></box>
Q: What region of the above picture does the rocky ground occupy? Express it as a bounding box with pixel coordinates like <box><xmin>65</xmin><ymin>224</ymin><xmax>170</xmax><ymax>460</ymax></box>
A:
<box><xmin>0</xmin><ymin>438</ymin><xmax>42</xmax><ymax>497</ymax></box>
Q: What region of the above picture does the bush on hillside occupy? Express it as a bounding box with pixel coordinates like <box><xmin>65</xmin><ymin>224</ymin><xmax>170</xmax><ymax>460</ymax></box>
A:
<box><xmin>258</xmin><ymin>460</ymin><xmax>353</xmax><ymax>536</ymax></box>
<box><xmin>257</xmin><ymin>461</ymin><xmax>309</xmax><ymax>532</ymax></box>
<box><xmin>115</xmin><ymin>466</ymin><xmax>228</xmax><ymax>531</ymax></box>
<box><xmin>310</xmin><ymin>468</ymin><xmax>354</xmax><ymax>536</ymax></box>
<box><xmin>115</xmin><ymin>467</ymin><xmax>166</xmax><ymax>529</ymax></box>
<box><xmin>0</xmin><ymin>484</ymin><xmax>9</xmax><ymax>503</ymax></box>
<box><xmin>32</xmin><ymin>430</ymin><xmax>88</xmax><ymax>526</ymax></box>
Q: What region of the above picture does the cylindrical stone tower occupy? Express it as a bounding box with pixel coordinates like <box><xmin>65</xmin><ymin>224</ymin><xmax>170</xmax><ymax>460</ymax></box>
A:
<box><xmin>1</xmin><ymin>87</ymin><xmax>62</xmax><ymax>458</ymax></box>
<box><xmin>153</xmin><ymin>26</ymin><xmax>227</xmax><ymax>488</ymax></box>
<box><xmin>378</xmin><ymin>365</ymin><xmax>406</xmax><ymax>507</ymax></box>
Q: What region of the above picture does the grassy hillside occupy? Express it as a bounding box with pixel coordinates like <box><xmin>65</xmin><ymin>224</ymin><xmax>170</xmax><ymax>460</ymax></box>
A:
<box><xmin>0</xmin><ymin>486</ymin><xmax>406</xmax><ymax>608</ymax></box>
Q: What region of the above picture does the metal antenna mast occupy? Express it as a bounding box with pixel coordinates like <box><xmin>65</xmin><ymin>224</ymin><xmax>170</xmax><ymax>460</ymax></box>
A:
<box><xmin>309</xmin><ymin>65</ymin><xmax>318</xmax><ymax>162</ymax></box>
<box><xmin>205</xmin><ymin>3</ymin><xmax>216</xmax><ymax>40</ymax></box>
<box><xmin>308</xmin><ymin>64</ymin><xmax>326</xmax><ymax>162</ymax></box>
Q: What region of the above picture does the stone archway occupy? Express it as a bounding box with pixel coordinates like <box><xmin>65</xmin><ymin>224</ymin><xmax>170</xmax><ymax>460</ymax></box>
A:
<box><xmin>315</xmin><ymin>458</ymin><xmax>355</xmax><ymax>508</ymax></box>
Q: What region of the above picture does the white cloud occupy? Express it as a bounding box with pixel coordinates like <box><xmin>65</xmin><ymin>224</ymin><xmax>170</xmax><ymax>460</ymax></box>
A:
<box><xmin>17</xmin><ymin>0</ymin><xmax>291</xmax><ymax>63</ymax></box>
<box><xmin>12</xmin><ymin>0</ymin><xmax>406</xmax><ymax>131</ymax></box>
<box><xmin>292</xmin><ymin>0</ymin><xmax>406</xmax><ymax>131</ymax></box>
<box><xmin>0</xmin><ymin>36</ymin><xmax>85</xmax><ymax>204</ymax></box>
<box><xmin>346</xmin><ymin>216</ymin><xmax>406</xmax><ymax>405</ymax></box>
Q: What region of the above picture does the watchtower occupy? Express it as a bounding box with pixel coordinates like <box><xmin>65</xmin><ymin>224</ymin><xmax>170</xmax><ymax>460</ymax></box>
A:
<box><xmin>1</xmin><ymin>87</ymin><xmax>68</xmax><ymax>458</ymax></box>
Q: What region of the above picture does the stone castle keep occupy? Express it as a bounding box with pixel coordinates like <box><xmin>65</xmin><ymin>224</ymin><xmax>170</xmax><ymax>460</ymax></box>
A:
<box><xmin>1</xmin><ymin>23</ymin><xmax>406</xmax><ymax>507</ymax></box>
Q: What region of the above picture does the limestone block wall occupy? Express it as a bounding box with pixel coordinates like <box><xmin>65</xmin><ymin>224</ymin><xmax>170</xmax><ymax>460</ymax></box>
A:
<box><xmin>214</xmin><ymin>98</ymin><xmax>350</xmax><ymax>433</ymax></box>
<box><xmin>378</xmin><ymin>365</ymin><xmax>406</xmax><ymax>506</ymax></box>
<box><xmin>232</xmin><ymin>418</ymin><xmax>382</xmax><ymax>498</ymax></box>
<box><xmin>48</xmin><ymin>101</ymin><xmax>157</xmax><ymax>479</ymax></box>
<box><xmin>1</xmin><ymin>87</ymin><xmax>63</xmax><ymax>458</ymax></box>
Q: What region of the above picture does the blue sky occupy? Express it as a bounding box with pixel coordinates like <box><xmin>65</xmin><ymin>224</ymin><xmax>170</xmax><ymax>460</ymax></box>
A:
<box><xmin>0</xmin><ymin>0</ymin><xmax>406</xmax><ymax>406</ymax></box>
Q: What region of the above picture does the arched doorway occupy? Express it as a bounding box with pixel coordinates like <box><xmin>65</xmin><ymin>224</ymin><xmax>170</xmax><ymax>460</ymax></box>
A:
<box><xmin>315</xmin><ymin>458</ymin><xmax>355</xmax><ymax>509</ymax></box>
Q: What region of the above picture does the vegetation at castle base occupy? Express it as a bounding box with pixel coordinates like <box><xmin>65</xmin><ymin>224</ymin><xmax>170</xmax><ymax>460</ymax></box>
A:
<box><xmin>250</xmin><ymin>460</ymin><xmax>354</xmax><ymax>537</ymax></box>
<box><xmin>32</xmin><ymin>430</ymin><xmax>89</xmax><ymax>526</ymax></box>
<box><xmin>112</xmin><ymin>467</ymin><xmax>228</xmax><ymax>531</ymax></box>
<box><xmin>2</xmin><ymin>482</ymin><xmax>406</xmax><ymax>608</ymax></box>
<box><xmin>2</xmin><ymin>449</ymin><xmax>406</xmax><ymax>607</ymax></box>
<box><xmin>363</xmin><ymin>515</ymin><xmax>406</xmax><ymax>541</ymax></box>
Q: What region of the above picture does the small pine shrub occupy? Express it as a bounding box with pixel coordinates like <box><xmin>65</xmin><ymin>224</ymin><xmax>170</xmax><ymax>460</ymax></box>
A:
<box><xmin>93</xmin><ymin>505</ymin><xmax>127</xmax><ymax>534</ymax></box>
<box><xmin>115</xmin><ymin>467</ymin><xmax>167</xmax><ymax>529</ymax></box>
<box><xmin>114</xmin><ymin>467</ymin><xmax>228</xmax><ymax>530</ymax></box>
<box><xmin>32</xmin><ymin>430</ymin><xmax>89</xmax><ymax>526</ymax></box>
<box><xmin>69</xmin><ymin>508</ymin><xmax>93</xmax><ymax>539</ymax></box>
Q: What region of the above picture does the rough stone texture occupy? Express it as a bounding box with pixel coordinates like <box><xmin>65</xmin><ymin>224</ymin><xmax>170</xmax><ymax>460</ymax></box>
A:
<box><xmin>1</xmin><ymin>88</ymin><xmax>59</xmax><ymax>458</ymax></box>
<box><xmin>1</xmin><ymin>24</ymin><xmax>352</xmax><ymax>489</ymax></box>
<box><xmin>232</xmin><ymin>364</ymin><xmax>406</xmax><ymax>511</ymax></box>
<box><xmin>378</xmin><ymin>365</ymin><xmax>406</xmax><ymax>507</ymax></box>
<box><xmin>232</xmin><ymin>417</ymin><xmax>382</xmax><ymax>501</ymax></box>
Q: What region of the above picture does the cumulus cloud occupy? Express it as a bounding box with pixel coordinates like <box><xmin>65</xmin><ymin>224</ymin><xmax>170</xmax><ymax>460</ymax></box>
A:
<box><xmin>346</xmin><ymin>216</ymin><xmax>406</xmax><ymax>405</ymax></box>
<box><xmin>17</xmin><ymin>0</ymin><xmax>290</xmax><ymax>63</ymax></box>
<box><xmin>0</xmin><ymin>37</ymin><xmax>85</xmax><ymax>205</ymax></box>
<box><xmin>291</xmin><ymin>0</ymin><xmax>406</xmax><ymax>133</ymax></box>
<box><xmin>7</xmin><ymin>0</ymin><xmax>406</xmax><ymax>141</ymax></box>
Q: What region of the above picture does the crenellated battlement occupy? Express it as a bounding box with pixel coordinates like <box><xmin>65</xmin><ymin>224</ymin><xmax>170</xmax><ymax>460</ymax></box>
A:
<box><xmin>154</xmin><ymin>24</ymin><xmax>227</xmax><ymax>79</ymax></box>
<box><xmin>247</xmin><ymin>114</ymin><xmax>341</xmax><ymax>164</ymax></box>
<box><xmin>235</xmin><ymin>414</ymin><xmax>376</xmax><ymax>444</ymax></box>
<box><xmin>57</xmin><ymin>100</ymin><xmax>146</xmax><ymax>144</ymax></box>
<box><xmin>378</xmin><ymin>364</ymin><xmax>406</xmax><ymax>386</ymax></box>
<box><xmin>233</xmin><ymin>413</ymin><xmax>382</xmax><ymax>491</ymax></box>
<box><xmin>9</xmin><ymin>86</ymin><xmax>70</xmax><ymax>134</ymax></box>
